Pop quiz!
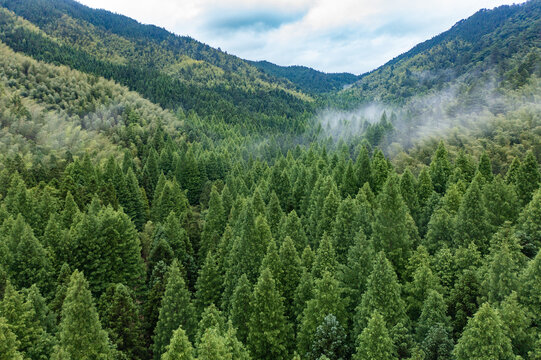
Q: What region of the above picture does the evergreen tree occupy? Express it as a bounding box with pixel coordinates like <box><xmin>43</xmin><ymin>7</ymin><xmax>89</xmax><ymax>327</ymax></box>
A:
<box><xmin>499</xmin><ymin>292</ymin><xmax>533</xmax><ymax>358</ymax></box>
<box><xmin>267</xmin><ymin>191</ymin><xmax>285</xmax><ymax>236</ymax></box>
<box><xmin>293</xmin><ymin>267</ymin><xmax>314</xmax><ymax>327</ymax></box>
<box><xmin>370</xmin><ymin>149</ymin><xmax>390</xmax><ymax>194</ymax></box>
<box><xmin>312</xmin><ymin>232</ymin><xmax>338</xmax><ymax>279</ymax></box>
<box><xmin>142</xmin><ymin>149</ymin><xmax>160</xmax><ymax>201</ymax></box>
<box><xmin>280</xmin><ymin>210</ymin><xmax>308</xmax><ymax>252</ymax></box>
<box><xmin>353</xmin><ymin>311</ymin><xmax>397</xmax><ymax>360</ymax></box>
<box><xmin>516</xmin><ymin>188</ymin><xmax>541</xmax><ymax>257</ymax></box>
<box><xmin>0</xmin><ymin>316</ymin><xmax>24</xmax><ymax>360</ymax></box>
<box><xmin>229</xmin><ymin>274</ymin><xmax>252</xmax><ymax>344</ymax></box>
<box><xmin>200</xmin><ymin>186</ymin><xmax>226</xmax><ymax>261</ymax></box>
<box><xmin>454</xmin><ymin>174</ymin><xmax>492</xmax><ymax>253</ymax></box>
<box><xmin>195</xmin><ymin>251</ymin><xmax>223</xmax><ymax>313</ymax></box>
<box><xmin>429</xmin><ymin>141</ymin><xmax>452</xmax><ymax>194</ymax></box>
<box><xmin>332</xmin><ymin>196</ymin><xmax>361</xmax><ymax>262</ymax></box>
<box><xmin>153</xmin><ymin>261</ymin><xmax>196</xmax><ymax>359</ymax></box>
<box><xmin>247</xmin><ymin>268</ymin><xmax>291</xmax><ymax>360</ymax></box>
<box><xmin>260</xmin><ymin>240</ymin><xmax>283</xmax><ymax>290</ymax></box>
<box><xmin>371</xmin><ymin>173</ymin><xmax>415</xmax><ymax>275</ymax></box>
<box><xmin>405</xmin><ymin>261</ymin><xmax>441</xmax><ymax>321</ymax></box>
<box><xmin>454</xmin><ymin>303</ymin><xmax>514</xmax><ymax>360</ymax></box>
<box><xmin>55</xmin><ymin>270</ymin><xmax>113</xmax><ymax>359</ymax></box>
<box><xmin>355</xmin><ymin>252</ymin><xmax>406</xmax><ymax>336</ymax></box>
<box><xmin>310</xmin><ymin>314</ymin><xmax>349</xmax><ymax>360</ymax></box>
<box><xmin>516</xmin><ymin>150</ymin><xmax>540</xmax><ymax>205</ymax></box>
<box><xmin>341</xmin><ymin>160</ymin><xmax>358</xmax><ymax>197</ymax></box>
<box><xmin>98</xmin><ymin>283</ymin><xmax>146</xmax><ymax>360</ymax></box>
<box><xmin>317</xmin><ymin>187</ymin><xmax>340</xmax><ymax>242</ymax></box>
<box><xmin>298</xmin><ymin>272</ymin><xmax>347</xmax><ymax>358</ymax></box>
<box><xmin>424</xmin><ymin>208</ymin><xmax>454</xmax><ymax>254</ymax></box>
<box><xmin>448</xmin><ymin>269</ymin><xmax>481</xmax><ymax>339</ymax></box>
<box><xmin>144</xmin><ymin>261</ymin><xmax>168</xmax><ymax>346</ymax></box>
<box><xmin>124</xmin><ymin>168</ymin><xmax>147</xmax><ymax>230</ymax></box>
<box><xmin>415</xmin><ymin>290</ymin><xmax>450</xmax><ymax>342</ymax></box>
<box><xmin>506</xmin><ymin>157</ymin><xmax>521</xmax><ymax>185</ymax></box>
<box><xmin>400</xmin><ymin>168</ymin><xmax>420</xmax><ymax>222</ymax></box>
<box><xmin>421</xmin><ymin>324</ymin><xmax>454</xmax><ymax>360</ymax></box>
<box><xmin>195</xmin><ymin>305</ymin><xmax>226</xmax><ymax>346</ymax></box>
<box><xmin>519</xmin><ymin>249</ymin><xmax>541</xmax><ymax>325</ymax></box>
<box><xmin>278</xmin><ymin>236</ymin><xmax>301</xmax><ymax>321</ymax></box>
<box><xmin>162</xmin><ymin>326</ymin><xmax>194</xmax><ymax>360</ymax></box>
<box><xmin>61</xmin><ymin>191</ymin><xmax>80</xmax><ymax>229</ymax></box>
<box><xmin>197</xmin><ymin>327</ymin><xmax>230</xmax><ymax>360</ymax></box>
<box><xmin>355</xmin><ymin>145</ymin><xmax>372</xmax><ymax>188</ymax></box>
<box><xmin>477</xmin><ymin>151</ymin><xmax>494</xmax><ymax>181</ymax></box>
<box><xmin>341</xmin><ymin>232</ymin><xmax>375</xmax><ymax>312</ymax></box>
<box><xmin>483</xmin><ymin>175</ymin><xmax>519</xmax><ymax>228</ymax></box>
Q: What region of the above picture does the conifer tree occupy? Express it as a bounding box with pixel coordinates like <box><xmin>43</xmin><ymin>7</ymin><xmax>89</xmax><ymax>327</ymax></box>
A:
<box><xmin>267</xmin><ymin>191</ymin><xmax>284</xmax><ymax>236</ymax></box>
<box><xmin>353</xmin><ymin>311</ymin><xmax>397</xmax><ymax>360</ymax></box>
<box><xmin>370</xmin><ymin>149</ymin><xmax>390</xmax><ymax>194</ymax></box>
<box><xmin>454</xmin><ymin>174</ymin><xmax>492</xmax><ymax>253</ymax></box>
<box><xmin>499</xmin><ymin>292</ymin><xmax>533</xmax><ymax>358</ymax></box>
<box><xmin>341</xmin><ymin>160</ymin><xmax>358</xmax><ymax>197</ymax></box>
<box><xmin>506</xmin><ymin>157</ymin><xmax>521</xmax><ymax>185</ymax></box>
<box><xmin>341</xmin><ymin>232</ymin><xmax>375</xmax><ymax>312</ymax></box>
<box><xmin>421</xmin><ymin>324</ymin><xmax>454</xmax><ymax>360</ymax></box>
<box><xmin>371</xmin><ymin>173</ymin><xmax>415</xmax><ymax>275</ymax></box>
<box><xmin>229</xmin><ymin>274</ymin><xmax>252</xmax><ymax>343</ymax></box>
<box><xmin>144</xmin><ymin>261</ymin><xmax>168</xmax><ymax>345</ymax></box>
<box><xmin>98</xmin><ymin>283</ymin><xmax>146</xmax><ymax>360</ymax></box>
<box><xmin>55</xmin><ymin>270</ymin><xmax>113</xmax><ymax>359</ymax></box>
<box><xmin>448</xmin><ymin>269</ymin><xmax>481</xmax><ymax>339</ymax></box>
<box><xmin>61</xmin><ymin>191</ymin><xmax>80</xmax><ymax>229</ymax></box>
<box><xmin>162</xmin><ymin>326</ymin><xmax>194</xmax><ymax>360</ymax></box>
<box><xmin>312</xmin><ymin>232</ymin><xmax>338</xmax><ymax>279</ymax></box>
<box><xmin>278</xmin><ymin>236</ymin><xmax>301</xmax><ymax>321</ymax></box>
<box><xmin>142</xmin><ymin>148</ymin><xmax>160</xmax><ymax>201</ymax></box>
<box><xmin>477</xmin><ymin>151</ymin><xmax>494</xmax><ymax>181</ymax></box>
<box><xmin>153</xmin><ymin>260</ymin><xmax>196</xmax><ymax>359</ymax></box>
<box><xmin>516</xmin><ymin>150</ymin><xmax>541</xmax><ymax>205</ymax></box>
<box><xmin>405</xmin><ymin>261</ymin><xmax>441</xmax><ymax>321</ymax></box>
<box><xmin>355</xmin><ymin>145</ymin><xmax>372</xmax><ymax>188</ymax></box>
<box><xmin>429</xmin><ymin>141</ymin><xmax>452</xmax><ymax>194</ymax></box>
<box><xmin>518</xmin><ymin>249</ymin><xmax>541</xmax><ymax>325</ymax></box>
<box><xmin>483</xmin><ymin>175</ymin><xmax>519</xmax><ymax>228</ymax></box>
<box><xmin>298</xmin><ymin>272</ymin><xmax>346</xmax><ymax>358</ymax></box>
<box><xmin>454</xmin><ymin>303</ymin><xmax>514</xmax><ymax>360</ymax></box>
<box><xmin>332</xmin><ymin>196</ymin><xmax>361</xmax><ymax>262</ymax></box>
<box><xmin>195</xmin><ymin>305</ymin><xmax>226</xmax><ymax>346</ymax></box>
<box><xmin>248</xmin><ymin>268</ymin><xmax>291</xmax><ymax>360</ymax></box>
<box><xmin>424</xmin><ymin>208</ymin><xmax>454</xmax><ymax>254</ymax></box>
<box><xmin>124</xmin><ymin>168</ymin><xmax>147</xmax><ymax>230</ymax></box>
<box><xmin>197</xmin><ymin>327</ymin><xmax>230</xmax><ymax>360</ymax></box>
<box><xmin>280</xmin><ymin>210</ymin><xmax>308</xmax><ymax>252</ymax></box>
<box><xmin>0</xmin><ymin>316</ymin><xmax>24</xmax><ymax>360</ymax></box>
<box><xmin>317</xmin><ymin>187</ymin><xmax>340</xmax><ymax>241</ymax></box>
<box><xmin>415</xmin><ymin>290</ymin><xmax>450</xmax><ymax>342</ymax></box>
<box><xmin>195</xmin><ymin>251</ymin><xmax>223</xmax><ymax>314</ymax></box>
<box><xmin>310</xmin><ymin>314</ymin><xmax>349</xmax><ymax>360</ymax></box>
<box><xmin>516</xmin><ymin>188</ymin><xmax>541</xmax><ymax>257</ymax></box>
<box><xmin>400</xmin><ymin>167</ymin><xmax>420</xmax><ymax>222</ymax></box>
<box><xmin>293</xmin><ymin>267</ymin><xmax>314</xmax><ymax>326</ymax></box>
<box><xmin>355</xmin><ymin>252</ymin><xmax>406</xmax><ymax>336</ymax></box>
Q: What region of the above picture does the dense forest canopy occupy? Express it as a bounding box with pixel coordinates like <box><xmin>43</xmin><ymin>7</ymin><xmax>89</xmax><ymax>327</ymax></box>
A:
<box><xmin>0</xmin><ymin>0</ymin><xmax>540</xmax><ymax>359</ymax></box>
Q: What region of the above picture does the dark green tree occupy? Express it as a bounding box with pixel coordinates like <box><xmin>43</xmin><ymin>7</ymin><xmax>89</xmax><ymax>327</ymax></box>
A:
<box><xmin>516</xmin><ymin>188</ymin><xmax>541</xmax><ymax>257</ymax></box>
<box><xmin>195</xmin><ymin>251</ymin><xmax>223</xmax><ymax>313</ymax></box>
<box><xmin>429</xmin><ymin>141</ymin><xmax>452</xmax><ymax>194</ymax></box>
<box><xmin>353</xmin><ymin>311</ymin><xmax>396</xmax><ymax>360</ymax></box>
<box><xmin>229</xmin><ymin>274</ymin><xmax>252</xmax><ymax>343</ymax></box>
<box><xmin>516</xmin><ymin>150</ymin><xmax>540</xmax><ymax>205</ymax></box>
<box><xmin>310</xmin><ymin>314</ymin><xmax>349</xmax><ymax>360</ymax></box>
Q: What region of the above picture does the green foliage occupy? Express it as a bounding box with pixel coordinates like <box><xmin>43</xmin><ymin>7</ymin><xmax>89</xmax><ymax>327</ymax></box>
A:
<box><xmin>162</xmin><ymin>326</ymin><xmax>194</xmax><ymax>360</ymax></box>
<box><xmin>454</xmin><ymin>302</ymin><xmax>514</xmax><ymax>360</ymax></box>
<box><xmin>353</xmin><ymin>311</ymin><xmax>397</xmax><ymax>360</ymax></box>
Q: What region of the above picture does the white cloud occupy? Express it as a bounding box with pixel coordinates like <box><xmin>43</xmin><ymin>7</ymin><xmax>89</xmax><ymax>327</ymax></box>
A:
<box><xmin>76</xmin><ymin>0</ymin><xmax>518</xmax><ymax>74</ymax></box>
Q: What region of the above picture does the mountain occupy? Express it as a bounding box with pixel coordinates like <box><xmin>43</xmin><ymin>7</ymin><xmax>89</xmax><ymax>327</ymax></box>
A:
<box><xmin>0</xmin><ymin>0</ymin><xmax>314</xmax><ymax>130</ymax></box>
<box><xmin>248</xmin><ymin>60</ymin><xmax>359</xmax><ymax>94</ymax></box>
<box><xmin>333</xmin><ymin>0</ymin><xmax>541</xmax><ymax>106</ymax></box>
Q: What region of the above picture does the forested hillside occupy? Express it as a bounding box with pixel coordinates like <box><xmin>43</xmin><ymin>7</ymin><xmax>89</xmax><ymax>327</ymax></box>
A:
<box><xmin>0</xmin><ymin>0</ymin><xmax>540</xmax><ymax>360</ymax></box>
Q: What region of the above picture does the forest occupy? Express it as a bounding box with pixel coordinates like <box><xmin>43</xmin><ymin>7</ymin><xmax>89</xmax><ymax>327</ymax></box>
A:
<box><xmin>0</xmin><ymin>0</ymin><xmax>540</xmax><ymax>359</ymax></box>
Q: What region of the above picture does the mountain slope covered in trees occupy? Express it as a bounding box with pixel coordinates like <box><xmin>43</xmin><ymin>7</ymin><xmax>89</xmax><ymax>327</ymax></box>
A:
<box><xmin>0</xmin><ymin>0</ymin><xmax>540</xmax><ymax>360</ymax></box>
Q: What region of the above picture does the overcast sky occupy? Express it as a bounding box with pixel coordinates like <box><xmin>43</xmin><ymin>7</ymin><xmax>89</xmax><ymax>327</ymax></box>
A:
<box><xmin>76</xmin><ymin>0</ymin><xmax>518</xmax><ymax>74</ymax></box>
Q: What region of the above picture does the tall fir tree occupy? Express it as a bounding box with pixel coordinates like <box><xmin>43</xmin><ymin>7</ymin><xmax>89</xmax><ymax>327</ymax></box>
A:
<box><xmin>332</xmin><ymin>196</ymin><xmax>361</xmax><ymax>263</ymax></box>
<box><xmin>516</xmin><ymin>150</ymin><xmax>540</xmax><ymax>205</ymax></box>
<box><xmin>429</xmin><ymin>141</ymin><xmax>452</xmax><ymax>194</ymax></box>
<box><xmin>516</xmin><ymin>188</ymin><xmax>541</xmax><ymax>257</ymax></box>
<box><xmin>0</xmin><ymin>316</ymin><xmax>24</xmax><ymax>360</ymax></box>
<box><xmin>229</xmin><ymin>274</ymin><xmax>252</xmax><ymax>344</ymax></box>
<box><xmin>153</xmin><ymin>260</ymin><xmax>196</xmax><ymax>359</ymax></box>
<box><xmin>162</xmin><ymin>325</ymin><xmax>194</xmax><ymax>360</ymax></box>
<box><xmin>353</xmin><ymin>311</ymin><xmax>397</xmax><ymax>360</ymax></box>
<box><xmin>195</xmin><ymin>251</ymin><xmax>223</xmax><ymax>313</ymax></box>
<box><xmin>247</xmin><ymin>268</ymin><xmax>291</xmax><ymax>360</ymax></box>
<box><xmin>453</xmin><ymin>303</ymin><xmax>514</xmax><ymax>360</ymax></box>
<box><xmin>55</xmin><ymin>270</ymin><xmax>113</xmax><ymax>359</ymax></box>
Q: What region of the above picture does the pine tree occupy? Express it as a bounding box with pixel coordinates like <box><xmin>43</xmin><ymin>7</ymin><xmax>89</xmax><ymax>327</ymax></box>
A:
<box><xmin>142</xmin><ymin>149</ymin><xmax>160</xmax><ymax>201</ymax></box>
<box><xmin>332</xmin><ymin>196</ymin><xmax>361</xmax><ymax>262</ymax></box>
<box><xmin>144</xmin><ymin>261</ymin><xmax>168</xmax><ymax>346</ymax></box>
<box><xmin>483</xmin><ymin>225</ymin><xmax>526</xmax><ymax>304</ymax></box>
<box><xmin>229</xmin><ymin>274</ymin><xmax>252</xmax><ymax>344</ymax></box>
<box><xmin>200</xmin><ymin>187</ymin><xmax>226</xmax><ymax>261</ymax></box>
<box><xmin>297</xmin><ymin>272</ymin><xmax>347</xmax><ymax>358</ymax></box>
<box><xmin>310</xmin><ymin>314</ymin><xmax>349</xmax><ymax>360</ymax></box>
<box><xmin>260</xmin><ymin>240</ymin><xmax>283</xmax><ymax>290</ymax></box>
<box><xmin>55</xmin><ymin>270</ymin><xmax>113</xmax><ymax>359</ymax></box>
<box><xmin>429</xmin><ymin>141</ymin><xmax>452</xmax><ymax>194</ymax></box>
<box><xmin>516</xmin><ymin>150</ymin><xmax>540</xmax><ymax>205</ymax></box>
<box><xmin>448</xmin><ymin>269</ymin><xmax>481</xmax><ymax>339</ymax></box>
<box><xmin>197</xmin><ymin>327</ymin><xmax>230</xmax><ymax>360</ymax></box>
<box><xmin>483</xmin><ymin>175</ymin><xmax>519</xmax><ymax>229</ymax></box>
<box><xmin>506</xmin><ymin>157</ymin><xmax>521</xmax><ymax>185</ymax></box>
<box><xmin>162</xmin><ymin>326</ymin><xmax>194</xmax><ymax>360</ymax></box>
<box><xmin>516</xmin><ymin>188</ymin><xmax>541</xmax><ymax>257</ymax></box>
<box><xmin>454</xmin><ymin>174</ymin><xmax>492</xmax><ymax>253</ymax></box>
<box><xmin>424</xmin><ymin>208</ymin><xmax>454</xmax><ymax>254</ymax></box>
<box><xmin>371</xmin><ymin>173</ymin><xmax>415</xmax><ymax>275</ymax></box>
<box><xmin>280</xmin><ymin>210</ymin><xmax>308</xmax><ymax>253</ymax></box>
<box><xmin>405</xmin><ymin>261</ymin><xmax>441</xmax><ymax>321</ymax></box>
<box><xmin>312</xmin><ymin>232</ymin><xmax>338</xmax><ymax>279</ymax></box>
<box><xmin>454</xmin><ymin>303</ymin><xmax>514</xmax><ymax>360</ymax></box>
<box><xmin>477</xmin><ymin>152</ymin><xmax>494</xmax><ymax>181</ymax></box>
<box><xmin>421</xmin><ymin>324</ymin><xmax>454</xmax><ymax>360</ymax></box>
<box><xmin>415</xmin><ymin>290</ymin><xmax>450</xmax><ymax>342</ymax></box>
<box><xmin>499</xmin><ymin>292</ymin><xmax>533</xmax><ymax>358</ymax></box>
<box><xmin>355</xmin><ymin>252</ymin><xmax>406</xmax><ymax>336</ymax></box>
<box><xmin>153</xmin><ymin>261</ymin><xmax>196</xmax><ymax>359</ymax></box>
<box><xmin>355</xmin><ymin>145</ymin><xmax>372</xmax><ymax>188</ymax></box>
<box><xmin>278</xmin><ymin>236</ymin><xmax>301</xmax><ymax>321</ymax></box>
<box><xmin>519</xmin><ymin>249</ymin><xmax>541</xmax><ymax>325</ymax></box>
<box><xmin>70</xmin><ymin>206</ymin><xmax>144</xmax><ymax>295</ymax></box>
<box><xmin>293</xmin><ymin>267</ymin><xmax>314</xmax><ymax>327</ymax></box>
<box><xmin>400</xmin><ymin>168</ymin><xmax>420</xmax><ymax>222</ymax></box>
<box><xmin>0</xmin><ymin>316</ymin><xmax>24</xmax><ymax>360</ymax></box>
<box><xmin>267</xmin><ymin>191</ymin><xmax>285</xmax><ymax>236</ymax></box>
<box><xmin>370</xmin><ymin>149</ymin><xmax>390</xmax><ymax>194</ymax></box>
<box><xmin>341</xmin><ymin>160</ymin><xmax>358</xmax><ymax>197</ymax></box>
<box><xmin>353</xmin><ymin>311</ymin><xmax>397</xmax><ymax>360</ymax></box>
<box><xmin>195</xmin><ymin>305</ymin><xmax>226</xmax><ymax>346</ymax></box>
<box><xmin>317</xmin><ymin>187</ymin><xmax>340</xmax><ymax>242</ymax></box>
<box><xmin>61</xmin><ymin>191</ymin><xmax>79</xmax><ymax>229</ymax></box>
<box><xmin>247</xmin><ymin>268</ymin><xmax>291</xmax><ymax>360</ymax></box>
<box><xmin>124</xmin><ymin>168</ymin><xmax>147</xmax><ymax>230</ymax></box>
<box><xmin>98</xmin><ymin>283</ymin><xmax>146</xmax><ymax>360</ymax></box>
<box><xmin>341</xmin><ymin>232</ymin><xmax>375</xmax><ymax>312</ymax></box>
<box><xmin>195</xmin><ymin>251</ymin><xmax>223</xmax><ymax>313</ymax></box>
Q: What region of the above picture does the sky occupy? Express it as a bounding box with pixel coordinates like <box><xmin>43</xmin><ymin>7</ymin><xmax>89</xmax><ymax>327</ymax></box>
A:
<box><xmin>76</xmin><ymin>0</ymin><xmax>518</xmax><ymax>74</ymax></box>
